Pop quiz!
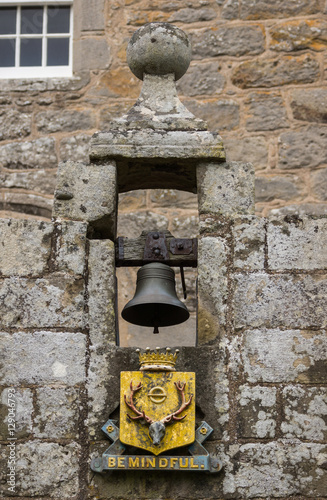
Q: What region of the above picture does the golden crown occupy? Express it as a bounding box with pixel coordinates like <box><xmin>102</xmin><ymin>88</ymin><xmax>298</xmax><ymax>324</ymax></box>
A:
<box><xmin>136</xmin><ymin>347</ymin><xmax>179</xmax><ymax>371</ymax></box>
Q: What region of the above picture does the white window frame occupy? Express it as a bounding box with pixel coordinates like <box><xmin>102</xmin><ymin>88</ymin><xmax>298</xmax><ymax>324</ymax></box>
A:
<box><xmin>0</xmin><ymin>0</ymin><xmax>73</xmax><ymax>79</ymax></box>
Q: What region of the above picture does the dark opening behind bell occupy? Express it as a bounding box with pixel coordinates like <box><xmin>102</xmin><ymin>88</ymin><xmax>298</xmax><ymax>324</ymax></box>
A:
<box><xmin>121</xmin><ymin>262</ymin><xmax>189</xmax><ymax>334</ymax></box>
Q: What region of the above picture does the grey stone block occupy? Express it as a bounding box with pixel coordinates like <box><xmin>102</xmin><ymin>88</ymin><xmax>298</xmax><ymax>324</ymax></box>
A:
<box><xmin>282</xmin><ymin>386</ymin><xmax>327</xmax><ymax>441</ymax></box>
<box><xmin>88</xmin><ymin>239</ymin><xmax>116</xmax><ymax>347</ymax></box>
<box><xmin>0</xmin><ymin>137</ymin><xmax>57</xmax><ymax>169</ymax></box>
<box><xmin>278</xmin><ymin>125</ymin><xmax>327</xmax><ymax>170</ymax></box>
<box><xmin>224</xmin><ymin>134</ymin><xmax>268</xmax><ymax>169</ymax></box>
<box><xmin>233</xmin><ymin>216</ymin><xmax>265</xmax><ymax>270</ymax></box>
<box><xmin>240</xmin><ymin>0</ymin><xmax>320</xmax><ymax>19</ymax></box>
<box><xmin>0</xmin><ymin>109</ymin><xmax>31</xmax><ymax>141</ymax></box>
<box><xmin>232</xmin><ymin>54</ymin><xmax>319</xmax><ymax>89</ymax></box>
<box><xmin>0</xmin><ymin>168</ymin><xmax>57</xmax><ymax>195</ymax></box>
<box><xmin>241</xmin><ymin>329</ymin><xmax>327</xmax><ymax>383</ymax></box>
<box><xmin>0</xmin><ymin>219</ymin><xmax>52</xmax><ymax>277</ymax></box>
<box><xmin>234</xmin><ymin>273</ymin><xmax>327</xmax><ymax>329</ymax></box>
<box><xmin>270</xmin><ymin>19</ymin><xmax>327</xmax><ymax>52</ymax></box>
<box><xmin>197</xmin><ymin>161</ymin><xmax>255</xmax><ymax>217</ymax></box>
<box><xmin>311</xmin><ymin>167</ymin><xmax>327</xmax><ymax>201</ymax></box>
<box><xmin>0</xmin><ymin>388</ymin><xmax>33</xmax><ymax>440</ymax></box>
<box><xmin>74</xmin><ymin>38</ymin><xmax>110</xmax><ymax>72</ymax></box>
<box><xmin>191</xmin><ymin>26</ymin><xmax>264</xmax><ymax>58</ymax></box>
<box><xmin>245</xmin><ymin>92</ymin><xmax>288</xmax><ymax>131</ymax></box>
<box><xmin>34</xmin><ymin>387</ymin><xmax>80</xmax><ymax>439</ymax></box>
<box><xmin>0</xmin><ymin>331</ymin><xmax>86</xmax><ymax>385</ymax></box>
<box><xmin>55</xmin><ymin>221</ymin><xmax>88</xmax><ymax>276</ymax></box>
<box><xmin>169</xmin><ymin>7</ymin><xmax>216</xmax><ymax>23</ymax></box>
<box><xmin>267</xmin><ymin>217</ymin><xmax>327</xmax><ymax>270</ymax></box>
<box><xmin>81</xmin><ymin>0</ymin><xmax>105</xmax><ymax>31</ymax></box>
<box><xmin>177</xmin><ymin>62</ymin><xmax>225</xmax><ymax>97</ymax></box>
<box><xmin>198</xmin><ymin>237</ymin><xmax>228</xmax><ymax>344</ymax></box>
<box><xmin>237</xmin><ymin>385</ymin><xmax>277</xmax><ymax>438</ymax></box>
<box><xmin>223</xmin><ymin>441</ymin><xmax>327</xmax><ymax>498</ymax></box>
<box><xmin>0</xmin><ymin>441</ymin><xmax>80</xmax><ymax>497</ymax></box>
<box><xmin>59</xmin><ymin>133</ymin><xmax>91</xmax><ymax>162</ymax></box>
<box><xmin>36</xmin><ymin>109</ymin><xmax>95</xmax><ymax>134</ymax></box>
<box><xmin>255</xmin><ymin>175</ymin><xmax>302</xmax><ymax>202</ymax></box>
<box><xmin>53</xmin><ymin>161</ymin><xmax>117</xmax><ymax>239</ymax></box>
<box><xmin>0</xmin><ymin>276</ymin><xmax>85</xmax><ymax>329</ymax></box>
<box><xmin>185</xmin><ymin>98</ymin><xmax>239</xmax><ymax>131</ymax></box>
<box><xmin>291</xmin><ymin>88</ymin><xmax>327</xmax><ymax>122</ymax></box>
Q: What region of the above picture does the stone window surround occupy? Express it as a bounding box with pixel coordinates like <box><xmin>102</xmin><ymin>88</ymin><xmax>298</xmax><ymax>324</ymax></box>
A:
<box><xmin>0</xmin><ymin>0</ymin><xmax>108</xmax><ymax>91</ymax></box>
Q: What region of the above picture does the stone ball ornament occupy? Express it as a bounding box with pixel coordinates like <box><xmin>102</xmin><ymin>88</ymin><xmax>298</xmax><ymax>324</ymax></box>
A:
<box><xmin>127</xmin><ymin>22</ymin><xmax>192</xmax><ymax>81</ymax></box>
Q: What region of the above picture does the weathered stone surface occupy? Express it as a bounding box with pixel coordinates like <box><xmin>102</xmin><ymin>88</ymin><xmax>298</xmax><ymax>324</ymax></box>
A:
<box><xmin>177</xmin><ymin>62</ymin><xmax>225</xmax><ymax>96</ymax></box>
<box><xmin>53</xmin><ymin>161</ymin><xmax>117</xmax><ymax>239</ymax></box>
<box><xmin>0</xmin><ymin>331</ymin><xmax>86</xmax><ymax>385</ymax></box>
<box><xmin>0</xmin><ymin>388</ymin><xmax>33</xmax><ymax>440</ymax></box>
<box><xmin>185</xmin><ymin>98</ymin><xmax>239</xmax><ymax>131</ymax></box>
<box><xmin>88</xmin><ymin>240</ymin><xmax>116</xmax><ymax>347</ymax></box>
<box><xmin>55</xmin><ymin>221</ymin><xmax>87</xmax><ymax>276</ymax></box>
<box><xmin>282</xmin><ymin>386</ymin><xmax>327</xmax><ymax>441</ymax></box>
<box><xmin>0</xmin><ymin>137</ymin><xmax>57</xmax><ymax>169</ymax></box>
<box><xmin>223</xmin><ymin>441</ymin><xmax>327</xmax><ymax>498</ymax></box>
<box><xmin>222</xmin><ymin>0</ymin><xmax>239</xmax><ymax>19</ymax></box>
<box><xmin>241</xmin><ymin>329</ymin><xmax>327</xmax><ymax>383</ymax></box>
<box><xmin>81</xmin><ymin>0</ymin><xmax>105</xmax><ymax>30</ymax></box>
<box><xmin>34</xmin><ymin>387</ymin><xmax>80</xmax><ymax>439</ymax></box>
<box><xmin>255</xmin><ymin>176</ymin><xmax>302</xmax><ymax>202</ymax></box>
<box><xmin>191</xmin><ymin>26</ymin><xmax>265</xmax><ymax>58</ymax></box>
<box><xmin>74</xmin><ymin>37</ymin><xmax>110</xmax><ymax>72</ymax></box>
<box><xmin>239</xmin><ymin>0</ymin><xmax>321</xmax><ymax>19</ymax></box>
<box><xmin>0</xmin><ymin>109</ymin><xmax>31</xmax><ymax>141</ymax></box>
<box><xmin>117</xmin><ymin>210</ymin><xmax>168</xmax><ymax>238</ymax></box>
<box><xmin>245</xmin><ymin>92</ymin><xmax>288</xmax><ymax>131</ymax></box>
<box><xmin>36</xmin><ymin>109</ymin><xmax>95</xmax><ymax>134</ymax></box>
<box><xmin>291</xmin><ymin>88</ymin><xmax>327</xmax><ymax>123</ymax></box>
<box><xmin>0</xmin><ymin>74</ymin><xmax>90</xmax><ymax>93</ymax></box>
<box><xmin>233</xmin><ymin>216</ymin><xmax>265</xmax><ymax>270</ymax></box>
<box><xmin>271</xmin><ymin>19</ymin><xmax>327</xmax><ymax>52</ymax></box>
<box><xmin>224</xmin><ymin>134</ymin><xmax>268</xmax><ymax>169</ymax></box>
<box><xmin>197</xmin><ymin>161</ymin><xmax>255</xmax><ymax>216</ymax></box>
<box><xmin>311</xmin><ymin>167</ymin><xmax>327</xmax><ymax>201</ymax></box>
<box><xmin>269</xmin><ymin>203</ymin><xmax>327</xmax><ymax>217</ymax></box>
<box><xmin>169</xmin><ymin>7</ymin><xmax>217</xmax><ymax>23</ymax></box>
<box><xmin>267</xmin><ymin>217</ymin><xmax>327</xmax><ymax>270</ymax></box>
<box><xmin>0</xmin><ymin>219</ymin><xmax>52</xmax><ymax>276</ymax></box>
<box><xmin>118</xmin><ymin>189</ymin><xmax>147</xmax><ymax>211</ymax></box>
<box><xmin>150</xmin><ymin>189</ymin><xmax>198</xmax><ymax>209</ymax></box>
<box><xmin>92</xmin><ymin>66</ymin><xmax>141</xmax><ymax>98</ymax></box>
<box><xmin>171</xmin><ymin>214</ymin><xmax>199</xmax><ymax>238</ymax></box>
<box><xmin>0</xmin><ymin>168</ymin><xmax>57</xmax><ymax>195</ymax></box>
<box><xmin>59</xmin><ymin>134</ymin><xmax>91</xmax><ymax>162</ymax></box>
<box><xmin>0</xmin><ymin>191</ymin><xmax>53</xmax><ymax>219</ymax></box>
<box><xmin>232</xmin><ymin>54</ymin><xmax>319</xmax><ymax>88</ymax></box>
<box><xmin>198</xmin><ymin>237</ymin><xmax>228</xmax><ymax>344</ymax></box>
<box><xmin>0</xmin><ymin>441</ymin><xmax>80</xmax><ymax>497</ymax></box>
<box><xmin>278</xmin><ymin>125</ymin><xmax>327</xmax><ymax>169</ymax></box>
<box><xmin>0</xmin><ymin>276</ymin><xmax>85</xmax><ymax>329</ymax></box>
<box><xmin>235</xmin><ymin>273</ymin><xmax>327</xmax><ymax>329</ymax></box>
<box><xmin>237</xmin><ymin>385</ymin><xmax>277</xmax><ymax>438</ymax></box>
<box><xmin>127</xmin><ymin>23</ymin><xmax>191</xmax><ymax>81</ymax></box>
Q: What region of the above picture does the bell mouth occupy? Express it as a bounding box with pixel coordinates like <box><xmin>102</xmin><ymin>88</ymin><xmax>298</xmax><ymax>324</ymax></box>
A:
<box><xmin>121</xmin><ymin>301</ymin><xmax>190</xmax><ymax>327</ymax></box>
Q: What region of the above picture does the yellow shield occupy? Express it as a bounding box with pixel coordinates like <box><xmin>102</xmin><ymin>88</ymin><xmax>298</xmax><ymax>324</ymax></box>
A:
<box><xmin>120</xmin><ymin>371</ymin><xmax>195</xmax><ymax>455</ymax></box>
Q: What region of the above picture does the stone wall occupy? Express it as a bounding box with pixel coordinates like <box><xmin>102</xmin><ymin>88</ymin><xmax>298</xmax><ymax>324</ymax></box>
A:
<box><xmin>0</xmin><ymin>213</ymin><xmax>326</xmax><ymax>498</ymax></box>
<box><xmin>1</xmin><ymin>0</ymin><xmax>327</xmax><ymax>221</ymax></box>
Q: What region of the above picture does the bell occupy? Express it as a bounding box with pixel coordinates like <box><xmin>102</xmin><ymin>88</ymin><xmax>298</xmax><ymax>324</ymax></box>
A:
<box><xmin>121</xmin><ymin>263</ymin><xmax>189</xmax><ymax>333</ymax></box>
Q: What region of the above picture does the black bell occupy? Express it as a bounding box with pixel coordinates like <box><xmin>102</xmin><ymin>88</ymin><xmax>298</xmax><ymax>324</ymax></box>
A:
<box><xmin>121</xmin><ymin>263</ymin><xmax>189</xmax><ymax>333</ymax></box>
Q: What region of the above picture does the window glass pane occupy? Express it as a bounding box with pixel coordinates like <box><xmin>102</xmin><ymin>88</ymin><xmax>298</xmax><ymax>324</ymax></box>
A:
<box><xmin>20</xmin><ymin>38</ymin><xmax>42</xmax><ymax>66</ymax></box>
<box><xmin>21</xmin><ymin>7</ymin><xmax>43</xmax><ymax>35</ymax></box>
<box><xmin>0</xmin><ymin>39</ymin><xmax>15</xmax><ymax>67</ymax></box>
<box><xmin>47</xmin><ymin>7</ymin><xmax>70</xmax><ymax>34</ymax></box>
<box><xmin>47</xmin><ymin>37</ymin><xmax>69</xmax><ymax>65</ymax></box>
<box><xmin>0</xmin><ymin>8</ymin><xmax>16</xmax><ymax>35</ymax></box>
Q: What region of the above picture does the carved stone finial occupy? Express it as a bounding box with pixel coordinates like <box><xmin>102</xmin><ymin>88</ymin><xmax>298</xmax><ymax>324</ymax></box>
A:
<box><xmin>127</xmin><ymin>22</ymin><xmax>191</xmax><ymax>81</ymax></box>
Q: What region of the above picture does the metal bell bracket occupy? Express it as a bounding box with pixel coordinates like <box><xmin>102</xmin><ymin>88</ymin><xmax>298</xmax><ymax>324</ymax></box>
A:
<box><xmin>90</xmin><ymin>419</ymin><xmax>223</xmax><ymax>473</ymax></box>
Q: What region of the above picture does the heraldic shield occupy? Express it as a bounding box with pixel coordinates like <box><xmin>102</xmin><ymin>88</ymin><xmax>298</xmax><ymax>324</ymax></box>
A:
<box><xmin>120</xmin><ymin>370</ymin><xmax>196</xmax><ymax>455</ymax></box>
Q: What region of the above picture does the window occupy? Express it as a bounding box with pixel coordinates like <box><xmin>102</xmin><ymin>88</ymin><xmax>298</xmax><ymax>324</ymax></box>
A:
<box><xmin>0</xmin><ymin>1</ymin><xmax>72</xmax><ymax>78</ymax></box>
